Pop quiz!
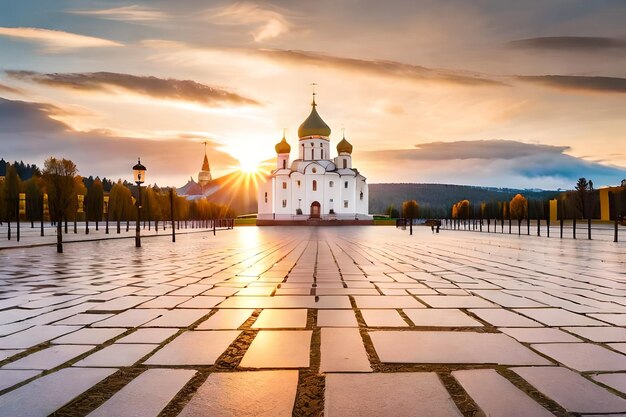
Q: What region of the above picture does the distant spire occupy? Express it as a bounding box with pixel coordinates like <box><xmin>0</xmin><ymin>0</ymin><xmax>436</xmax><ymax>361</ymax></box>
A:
<box><xmin>201</xmin><ymin>140</ymin><xmax>210</xmax><ymax>172</ymax></box>
<box><xmin>310</xmin><ymin>82</ymin><xmax>317</xmax><ymax>106</ymax></box>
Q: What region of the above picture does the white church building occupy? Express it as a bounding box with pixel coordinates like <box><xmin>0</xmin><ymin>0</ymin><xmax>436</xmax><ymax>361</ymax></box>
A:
<box><xmin>257</xmin><ymin>94</ymin><xmax>372</xmax><ymax>224</ymax></box>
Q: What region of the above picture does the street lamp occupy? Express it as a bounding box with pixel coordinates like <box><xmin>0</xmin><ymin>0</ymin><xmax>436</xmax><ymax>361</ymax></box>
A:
<box><xmin>133</xmin><ymin>158</ymin><xmax>147</xmax><ymax>247</ymax></box>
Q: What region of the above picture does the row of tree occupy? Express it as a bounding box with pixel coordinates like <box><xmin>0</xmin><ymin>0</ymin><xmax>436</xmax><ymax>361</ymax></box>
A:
<box><xmin>394</xmin><ymin>178</ymin><xmax>625</xmax><ymax>241</ymax></box>
<box><xmin>0</xmin><ymin>159</ymin><xmax>235</xmax><ymax>252</ymax></box>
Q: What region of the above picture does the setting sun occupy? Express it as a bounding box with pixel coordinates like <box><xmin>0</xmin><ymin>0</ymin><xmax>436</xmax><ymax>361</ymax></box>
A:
<box><xmin>238</xmin><ymin>159</ymin><xmax>260</xmax><ymax>174</ymax></box>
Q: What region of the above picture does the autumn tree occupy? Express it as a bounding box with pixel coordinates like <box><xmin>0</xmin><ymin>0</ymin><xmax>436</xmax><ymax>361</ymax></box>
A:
<box><xmin>4</xmin><ymin>164</ymin><xmax>20</xmax><ymax>222</ymax></box>
<box><xmin>109</xmin><ymin>180</ymin><xmax>134</xmax><ymax>233</ymax></box>
<box><xmin>509</xmin><ymin>194</ymin><xmax>527</xmax><ymax>235</ymax></box>
<box><xmin>87</xmin><ymin>178</ymin><xmax>104</xmax><ymax>230</ymax></box>
<box><xmin>43</xmin><ymin>158</ymin><xmax>77</xmax><ymax>253</ymax></box>
<box><xmin>402</xmin><ymin>200</ymin><xmax>419</xmax><ymax>235</ymax></box>
<box><xmin>24</xmin><ymin>176</ymin><xmax>43</xmax><ymax>227</ymax></box>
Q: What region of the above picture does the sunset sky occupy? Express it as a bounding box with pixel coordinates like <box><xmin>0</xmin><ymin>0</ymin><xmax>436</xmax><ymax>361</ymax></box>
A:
<box><xmin>1</xmin><ymin>0</ymin><xmax>625</xmax><ymax>189</ymax></box>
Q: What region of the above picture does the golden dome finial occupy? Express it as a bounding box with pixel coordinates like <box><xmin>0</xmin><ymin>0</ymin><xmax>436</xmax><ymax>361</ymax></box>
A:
<box><xmin>337</xmin><ymin>129</ymin><xmax>353</xmax><ymax>154</ymax></box>
<box><xmin>298</xmin><ymin>86</ymin><xmax>331</xmax><ymax>138</ymax></box>
<box><xmin>310</xmin><ymin>82</ymin><xmax>317</xmax><ymax>107</ymax></box>
<box><xmin>275</xmin><ymin>130</ymin><xmax>291</xmax><ymax>154</ymax></box>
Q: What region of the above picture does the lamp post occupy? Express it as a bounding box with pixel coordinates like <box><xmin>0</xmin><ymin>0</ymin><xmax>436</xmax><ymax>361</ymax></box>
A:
<box><xmin>133</xmin><ymin>158</ymin><xmax>147</xmax><ymax>248</ymax></box>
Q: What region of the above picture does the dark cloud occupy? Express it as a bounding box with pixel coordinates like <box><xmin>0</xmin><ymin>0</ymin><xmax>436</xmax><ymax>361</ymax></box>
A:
<box><xmin>5</xmin><ymin>70</ymin><xmax>260</xmax><ymax>107</ymax></box>
<box><xmin>0</xmin><ymin>98</ymin><xmax>70</xmax><ymax>132</ymax></box>
<box><xmin>508</xmin><ymin>36</ymin><xmax>626</xmax><ymax>51</ymax></box>
<box><xmin>0</xmin><ymin>83</ymin><xmax>22</xmax><ymax>94</ymax></box>
<box><xmin>360</xmin><ymin>140</ymin><xmax>626</xmax><ymax>188</ymax></box>
<box><xmin>258</xmin><ymin>49</ymin><xmax>504</xmax><ymax>87</ymax></box>
<box><xmin>412</xmin><ymin>140</ymin><xmax>570</xmax><ymax>161</ymax></box>
<box><xmin>0</xmin><ymin>97</ymin><xmax>238</xmax><ymax>183</ymax></box>
<box><xmin>517</xmin><ymin>75</ymin><xmax>626</xmax><ymax>94</ymax></box>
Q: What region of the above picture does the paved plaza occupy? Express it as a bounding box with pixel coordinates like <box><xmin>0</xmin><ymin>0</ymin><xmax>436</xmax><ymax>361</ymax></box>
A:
<box><xmin>0</xmin><ymin>226</ymin><xmax>625</xmax><ymax>416</ymax></box>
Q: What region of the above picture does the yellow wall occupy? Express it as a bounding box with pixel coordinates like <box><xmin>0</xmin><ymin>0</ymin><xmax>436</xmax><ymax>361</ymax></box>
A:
<box><xmin>599</xmin><ymin>188</ymin><xmax>610</xmax><ymax>221</ymax></box>
<box><xmin>549</xmin><ymin>199</ymin><xmax>558</xmax><ymax>221</ymax></box>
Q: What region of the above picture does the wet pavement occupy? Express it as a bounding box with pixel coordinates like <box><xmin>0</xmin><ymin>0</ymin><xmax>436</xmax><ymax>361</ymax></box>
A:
<box><xmin>0</xmin><ymin>226</ymin><xmax>625</xmax><ymax>416</ymax></box>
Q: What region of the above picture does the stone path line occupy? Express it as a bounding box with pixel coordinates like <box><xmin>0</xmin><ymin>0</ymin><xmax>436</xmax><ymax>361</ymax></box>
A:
<box><xmin>0</xmin><ymin>226</ymin><xmax>625</xmax><ymax>416</ymax></box>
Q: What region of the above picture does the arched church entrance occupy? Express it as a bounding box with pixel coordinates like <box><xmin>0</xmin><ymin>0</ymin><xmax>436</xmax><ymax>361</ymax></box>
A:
<box><xmin>310</xmin><ymin>201</ymin><xmax>321</xmax><ymax>219</ymax></box>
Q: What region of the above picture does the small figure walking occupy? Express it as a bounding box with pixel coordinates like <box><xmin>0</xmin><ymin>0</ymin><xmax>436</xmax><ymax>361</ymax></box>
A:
<box><xmin>431</xmin><ymin>224</ymin><xmax>435</xmax><ymax>234</ymax></box>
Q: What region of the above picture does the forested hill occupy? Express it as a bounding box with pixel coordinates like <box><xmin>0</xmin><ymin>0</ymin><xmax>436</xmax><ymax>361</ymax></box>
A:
<box><xmin>369</xmin><ymin>183</ymin><xmax>559</xmax><ymax>215</ymax></box>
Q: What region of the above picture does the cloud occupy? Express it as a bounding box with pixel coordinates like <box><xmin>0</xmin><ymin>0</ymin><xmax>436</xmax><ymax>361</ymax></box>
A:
<box><xmin>0</xmin><ymin>97</ymin><xmax>238</xmax><ymax>183</ymax></box>
<box><xmin>69</xmin><ymin>5</ymin><xmax>168</xmax><ymax>22</ymax></box>
<box><xmin>359</xmin><ymin>140</ymin><xmax>626</xmax><ymax>188</ymax></box>
<box><xmin>258</xmin><ymin>49</ymin><xmax>504</xmax><ymax>87</ymax></box>
<box><xmin>517</xmin><ymin>75</ymin><xmax>626</xmax><ymax>94</ymax></box>
<box><xmin>0</xmin><ymin>98</ymin><xmax>70</xmax><ymax>133</ymax></box>
<box><xmin>410</xmin><ymin>140</ymin><xmax>571</xmax><ymax>160</ymax></box>
<box><xmin>508</xmin><ymin>36</ymin><xmax>626</xmax><ymax>51</ymax></box>
<box><xmin>0</xmin><ymin>83</ymin><xmax>22</xmax><ymax>95</ymax></box>
<box><xmin>6</xmin><ymin>71</ymin><xmax>260</xmax><ymax>107</ymax></box>
<box><xmin>0</xmin><ymin>27</ymin><xmax>122</xmax><ymax>52</ymax></box>
<box><xmin>208</xmin><ymin>2</ymin><xmax>293</xmax><ymax>42</ymax></box>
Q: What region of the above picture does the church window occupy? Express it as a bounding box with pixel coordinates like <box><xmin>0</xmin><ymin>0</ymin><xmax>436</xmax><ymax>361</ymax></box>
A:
<box><xmin>321</xmin><ymin>149</ymin><xmax>324</xmax><ymax>159</ymax></box>
<box><xmin>297</xmin><ymin>180</ymin><xmax>301</xmax><ymax>187</ymax></box>
<box><xmin>282</xmin><ymin>182</ymin><xmax>287</xmax><ymax>189</ymax></box>
<box><xmin>329</xmin><ymin>181</ymin><xmax>334</xmax><ymax>188</ymax></box>
<box><xmin>312</xmin><ymin>167</ymin><xmax>317</xmax><ymax>173</ymax></box>
<box><xmin>311</xmin><ymin>149</ymin><xmax>314</xmax><ymax>159</ymax></box>
<box><xmin>302</xmin><ymin>144</ymin><xmax>305</xmax><ymax>158</ymax></box>
<box><xmin>330</xmin><ymin>198</ymin><xmax>334</xmax><ymax>202</ymax></box>
<box><xmin>360</xmin><ymin>191</ymin><xmax>364</xmax><ymax>200</ymax></box>
<box><xmin>282</xmin><ymin>199</ymin><xmax>287</xmax><ymax>208</ymax></box>
<box><xmin>312</xmin><ymin>180</ymin><xmax>317</xmax><ymax>191</ymax></box>
<box><xmin>343</xmin><ymin>159</ymin><xmax>347</xmax><ymax>169</ymax></box>
<box><xmin>264</xmin><ymin>192</ymin><xmax>267</xmax><ymax>203</ymax></box>
<box><xmin>282</xmin><ymin>160</ymin><xmax>286</xmax><ymax>169</ymax></box>
<box><xmin>344</xmin><ymin>181</ymin><xmax>348</xmax><ymax>189</ymax></box>
<box><xmin>344</xmin><ymin>200</ymin><xmax>349</xmax><ymax>208</ymax></box>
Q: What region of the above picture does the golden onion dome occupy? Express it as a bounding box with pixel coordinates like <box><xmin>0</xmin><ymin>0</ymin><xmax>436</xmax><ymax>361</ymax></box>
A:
<box><xmin>336</xmin><ymin>136</ymin><xmax>353</xmax><ymax>154</ymax></box>
<box><xmin>298</xmin><ymin>99</ymin><xmax>331</xmax><ymax>138</ymax></box>
<box><xmin>274</xmin><ymin>134</ymin><xmax>291</xmax><ymax>154</ymax></box>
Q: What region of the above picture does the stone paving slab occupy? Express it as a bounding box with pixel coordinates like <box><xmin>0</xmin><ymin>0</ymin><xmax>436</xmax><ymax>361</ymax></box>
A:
<box><xmin>593</xmin><ymin>373</ymin><xmax>626</xmax><ymax>394</ymax></box>
<box><xmin>251</xmin><ymin>309</ymin><xmax>308</xmax><ymax>328</ymax></box>
<box><xmin>320</xmin><ymin>328</ymin><xmax>371</xmax><ymax>372</ymax></box>
<box><xmin>562</xmin><ymin>326</ymin><xmax>626</xmax><ymax>342</ymax></box>
<box><xmin>178</xmin><ymin>371</ymin><xmax>299</xmax><ymax>417</ymax></box>
<box><xmin>74</xmin><ymin>343</ymin><xmax>156</xmax><ymax>367</ymax></box>
<box><xmin>0</xmin><ymin>367</ymin><xmax>116</xmax><ymax>417</ymax></box>
<box><xmin>531</xmin><ymin>342</ymin><xmax>626</xmax><ymax>372</ymax></box>
<box><xmin>3</xmin><ymin>344</ymin><xmax>94</xmax><ymax>370</ymax></box>
<box><xmin>499</xmin><ymin>327</ymin><xmax>581</xmax><ymax>343</ymax></box>
<box><xmin>317</xmin><ymin>309</ymin><xmax>358</xmax><ymax>327</ymax></box>
<box><xmin>52</xmin><ymin>328</ymin><xmax>127</xmax><ymax>345</ymax></box>
<box><xmin>468</xmin><ymin>308</ymin><xmax>542</xmax><ymax>327</ymax></box>
<box><xmin>116</xmin><ymin>328</ymin><xmax>178</xmax><ymax>344</ymax></box>
<box><xmin>452</xmin><ymin>369</ymin><xmax>554</xmax><ymax>417</ymax></box>
<box><xmin>144</xmin><ymin>331</ymin><xmax>240</xmax><ymax>366</ymax></box>
<box><xmin>87</xmin><ymin>369</ymin><xmax>196</xmax><ymax>417</ymax></box>
<box><xmin>361</xmin><ymin>309</ymin><xmax>408</xmax><ymax>327</ymax></box>
<box><xmin>370</xmin><ymin>331</ymin><xmax>551</xmax><ymax>365</ymax></box>
<box><xmin>513</xmin><ymin>366</ymin><xmax>626</xmax><ymax>414</ymax></box>
<box><xmin>0</xmin><ymin>369</ymin><xmax>40</xmax><ymax>391</ymax></box>
<box><xmin>240</xmin><ymin>330</ymin><xmax>312</xmax><ymax>368</ymax></box>
<box><xmin>195</xmin><ymin>309</ymin><xmax>254</xmax><ymax>330</ymax></box>
<box><xmin>404</xmin><ymin>308</ymin><xmax>483</xmax><ymax>327</ymax></box>
<box><xmin>0</xmin><ymin>325</ymin><xmax>80</xmax><ymax>349</ymax></box>
<box><xmin>325</xmin><ymin>373</ymin><xmax>462</xmax><ymax>417</ymax></box>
